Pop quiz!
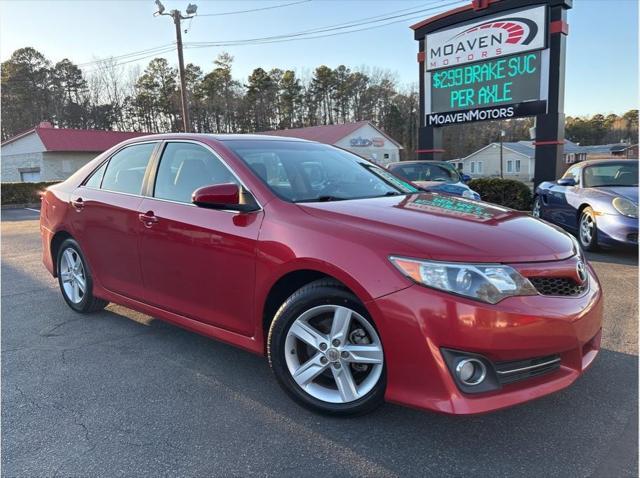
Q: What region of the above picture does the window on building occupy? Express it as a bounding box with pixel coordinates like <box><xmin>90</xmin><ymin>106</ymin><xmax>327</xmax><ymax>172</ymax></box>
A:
<box><xmin>19</xmin><ymin>169</ymin><xmax>41</xmax><ymax>183</ymax></box>
<box><xmin>154</xmin><ymin>142</ymin><xmax>238</xmax><ymax>203</ymax></box>
<box><xmin>470</xmin><ymin>161</ymin><xmax>475</xmax><ymax>173</ymax></box>
<box><xmin>383</xmin><ymin>153</ymin><xmax>390</xmax><ymax>159</ymax></box>
<box><xmin>477</xmin><ymin>161</ymin><xmax>483</xmax><ymax>173</ymax></box>
<box><xmin>507</xmin><ymin>160</ymin><xmax>513</xmax><ymax>173</ymax></box>
<box><xmin>101</xmin><ymin>143</ymin><xmax>156</xmax><ymax>195</ymax></box>
<box><xmin>456</xmin><ymin>162</ymin><xmax>463</xmax><ymax>171</ymax></box>
<box><xmin>515</xmin><ymin>159</ymin><xmax>521</xmax><ymax>173</ymax></box>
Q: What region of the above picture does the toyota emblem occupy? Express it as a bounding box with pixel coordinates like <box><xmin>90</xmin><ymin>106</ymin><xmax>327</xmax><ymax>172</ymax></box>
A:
<box><xmin>576</xmin><ymin>261</ymin><xmax>587</xmax><ymax>283</ymax></box>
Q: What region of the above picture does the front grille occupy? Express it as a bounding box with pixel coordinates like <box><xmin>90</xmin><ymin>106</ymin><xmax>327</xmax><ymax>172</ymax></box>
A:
<box><xmin>530</xmin><ymin>277</ymin><xmax>587</xmax><ymax>297</ymax></box>
<box><xmin>495</xmin><ymin>355</ymin><xmax>561</xmax><ymax>385</ymax></box>
<box><xmin>628</xmin><ymin>233</ymin><xmax>638</xmax><ymax>243</ymax></box>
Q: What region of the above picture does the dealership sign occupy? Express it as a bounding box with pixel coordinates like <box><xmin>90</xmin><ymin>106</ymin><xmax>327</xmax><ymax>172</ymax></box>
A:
<box><xmin>423</xmin><ymin>5</ymin><xmax>549</xmax><ymax>123</ymax></box>
<box><xmin>426</xmin><ymin>5</ymin><xmax>547</xmax><ymax>71</ymax></box>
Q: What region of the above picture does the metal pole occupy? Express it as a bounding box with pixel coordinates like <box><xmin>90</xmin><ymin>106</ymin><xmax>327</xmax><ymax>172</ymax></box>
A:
<box><xmin>499</xmin><ymin>130</ymin><xmax>504</xmax><ymax>179</ymax></box>
<box><xmin>173</xmin><ymin>10</ymin><xmax>191</xmax><ymax>133</ymax></box>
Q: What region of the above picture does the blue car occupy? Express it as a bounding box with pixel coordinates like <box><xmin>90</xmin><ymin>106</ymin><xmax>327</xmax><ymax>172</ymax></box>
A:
<box><xmin>533</xmin><ymin>159</ymin><xmax>638</xmax><ymax>250</ymax></box>
<box><xmin>386</xmin><ymin>161</ymin><xmax>481</xmax><ymax>200</ymax></box>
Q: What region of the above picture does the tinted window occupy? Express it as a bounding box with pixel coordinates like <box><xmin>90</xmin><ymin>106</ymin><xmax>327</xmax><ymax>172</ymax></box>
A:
<box><xmin>583</xmin><ymin>162</ymin><xmax>638</xmax><ymax>187</ymax></box>
<box><xmin>226</xmin><ymin>140</ymin><xmax>417</xmax><ymax>202</ymax></box>
<box><xmin>101</xmin><ymin>143</ymin><xmax>155</xmax><ymax>195</ymax></box>
<box><xmin>390</xmin><ymin>162</ymin><xmax>459</xmax><ymax>183</ymax></box>
<box><xmin>154</xmin><ymin>142</ymin><xmax>238</xmax><ymax>203</ymax></box>
<box><xmin>84</xmin><ymin>161</ymin><xmax>108</xmax><ymax>188</ymax></box>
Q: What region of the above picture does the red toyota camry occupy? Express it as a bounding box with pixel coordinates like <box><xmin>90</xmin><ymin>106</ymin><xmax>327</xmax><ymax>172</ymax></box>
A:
<box><xmin>40</xmin><ymin>134</ymin><xmax>602</xmax><ymax>416</ymax></box>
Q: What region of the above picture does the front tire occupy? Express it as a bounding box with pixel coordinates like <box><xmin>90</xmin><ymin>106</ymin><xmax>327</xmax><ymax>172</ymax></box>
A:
<box><xmin>532</xmin><ymin>196</ymin><xmax>542</xmax><ymax>218</ymax></box>
<box><xmin>268</xmin><ymin>280</ymin><xmax>385</xmax><ymax>416</ymax></box>
<box><xmin>578</xmin><ymin>207</ymin><xmax>599</xmax><ymax>251</ymax></box>
<box><xmin>57</xmin><ymin>238</ymin><xmax>108</xmax><ymax>313</ymax></box>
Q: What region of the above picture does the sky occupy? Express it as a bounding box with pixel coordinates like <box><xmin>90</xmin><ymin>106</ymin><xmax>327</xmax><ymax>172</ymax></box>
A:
<box><xmin>1</xmin><ymin>0</ymin><xmax>638</xmax><ymax>117</ymax></box>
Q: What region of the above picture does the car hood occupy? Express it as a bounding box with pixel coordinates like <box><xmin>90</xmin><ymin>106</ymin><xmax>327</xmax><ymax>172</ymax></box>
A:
<box><xmin>298</xmin><ymin>193</ymin><xmax>575</xmax><ymax>263</ymax></box>
<box><xmin>594</xmin><ymin>186</ymin><xmax>638</xmax><ymax>203</ymax></box>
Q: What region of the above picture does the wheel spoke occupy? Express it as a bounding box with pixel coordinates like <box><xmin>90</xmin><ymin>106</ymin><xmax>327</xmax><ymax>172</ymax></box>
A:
<box><xmin>60</xmin><ymin>271</ymin><xmax>73</xmax><ymax>283</ymax></box>
<box><xmin>330</xmin><ymin>306</ymin><xmax>352</xmax><ymax>344</ymax></box>
<box><xmin>292</xmin><ymin>354</ymin><xmax>328</xmax><ymax>387</ymax></box>
<box><xmin>332</xmin><ymin>365</ymin><xmax>359</xmax><ymax>402</ymax></box>
<box><xmin>75</xmin><ymin>274</ymin><xmax>86</xmax><ymax>293</ymax></box>
<box><xmin>64</xmin><ymin>249</ymin><xmax>76</xmax><ymax>269</ymax></box>
<box><xmin>72</xmin><ymin>281</ymin><xmax>80</xmax><ymax>301</ymax></box>
<box><xmin>342</xmin><ymin>344</ymin><xmax>383</xmax><ymax>364</ymax></box>
<box><xmin>288</xmin><ymin>320</ymin><xmax>327</xmax><ymax>350</ymax></box>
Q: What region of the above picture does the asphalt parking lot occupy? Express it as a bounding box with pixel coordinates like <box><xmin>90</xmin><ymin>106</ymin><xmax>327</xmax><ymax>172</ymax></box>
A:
<box><xmin>2</xmin><ymin>207</ymin><xmax>638</xmax><ymax>477</ymax></box>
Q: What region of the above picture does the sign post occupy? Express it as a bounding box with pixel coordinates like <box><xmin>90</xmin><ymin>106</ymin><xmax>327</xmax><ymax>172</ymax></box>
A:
<box><xmin>412</xmin><ymin>0</ymin><xmax>572</xmax><ymax>186</ymax></box>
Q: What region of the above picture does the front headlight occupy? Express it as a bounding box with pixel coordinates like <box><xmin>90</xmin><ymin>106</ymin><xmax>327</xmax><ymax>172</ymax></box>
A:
<box><xmin>389</xmin><ymin>256</ymin><xmax>538</xmax><ymax>304</ymax></box>
<box><xmin>612</xmin><ymin>197</ymin><xmax>638</xmax><ymax>218</ymax></box>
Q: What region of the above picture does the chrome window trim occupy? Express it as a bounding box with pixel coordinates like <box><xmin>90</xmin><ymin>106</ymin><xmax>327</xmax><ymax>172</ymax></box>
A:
<box><xmin>79</xmin><ymin>138</ymin><xmax>263</xmax><ymax>213</ymax></box>
<box><xmin>151</xmin><ymin>139</ymin><xmax>263</xmax><ymax>211</ymax></box>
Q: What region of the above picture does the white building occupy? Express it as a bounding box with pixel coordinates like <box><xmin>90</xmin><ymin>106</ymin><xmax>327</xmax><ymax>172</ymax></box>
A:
<box><xmin>1</xmin><ymin>122</ymin><xmax>147</xmax><ymax>182</ymax></box>
<box><xmin>452</xmin><ymin>140</ymin><xmax>588</xmax><ymax>182</ymax></box>
<box><xmin>259</xmin><ymin>121</ymin><xmax>403</xmax><ymax>166</ymax></box>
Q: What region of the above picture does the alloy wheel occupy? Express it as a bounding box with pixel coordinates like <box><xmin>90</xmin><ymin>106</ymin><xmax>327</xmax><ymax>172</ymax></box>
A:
<box><xmin>284</xmin><ymin>305</ymin><xmax>383</xmax><ymax>404</ymax></box>
<box><xmin>59</xmin><ymin>247</ymin><xmax>87</xmax><ymax>304</ymax></box>
<box><xmin>579</xmin><ymin>213</ymin><xmax>594</xmax><ymax>247</ymax></box>
<box><xmin>532</xmin><ymin>197</ymin><xmax>541</xmax><ymax>218</ymax></box>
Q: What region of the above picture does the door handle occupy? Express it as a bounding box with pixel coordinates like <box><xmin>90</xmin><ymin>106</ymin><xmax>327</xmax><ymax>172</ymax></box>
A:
<box><xmin>138</xmin><ymin>211</ymin><xmax>159</xmax><ymax>228</ymax></box>
<box><xmin>71</xmin><ymin>197</ymin><xmax>84</xmax><ymax>210</ymax></box>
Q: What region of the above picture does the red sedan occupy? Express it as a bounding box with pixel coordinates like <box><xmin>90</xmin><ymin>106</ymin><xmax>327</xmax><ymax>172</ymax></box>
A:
<box><xmin>40</xmin><ymin>134</ymin><xmax>603</xmax><ymax>416</ymax></box>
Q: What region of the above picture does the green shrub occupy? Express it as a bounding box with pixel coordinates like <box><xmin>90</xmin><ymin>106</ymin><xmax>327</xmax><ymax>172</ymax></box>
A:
<box><xmin>1</xmin><ymin>182</ymin><xmax>59</xmax><ymax>205</ymax></box>
<box><xmin>468</xmin><ymin>178</ymin><xmax>533</xmax><ymax>211</ymax></box>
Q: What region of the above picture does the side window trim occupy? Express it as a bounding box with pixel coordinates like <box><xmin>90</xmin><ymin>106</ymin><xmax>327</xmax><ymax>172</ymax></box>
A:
<box><xmin>145</xmin><ymin>139</ymin><xmax>262</xmax><ymax>210</ymax></box>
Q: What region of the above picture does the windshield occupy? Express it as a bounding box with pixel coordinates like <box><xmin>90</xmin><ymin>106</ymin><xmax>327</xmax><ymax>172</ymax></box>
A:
<box><xmin>389</xmin><ymin>162</ymin><xmax>460</xmax><ymax>183</ymax></box>
<box><xmin>583</xmin><ymin>162</ymin><xmax>638</xmax><ymax>188</ymax></box>
<box><xmin>225</xmin><ymin>140</ymin><xmax>418</xmax><ymax>202</ymax></box>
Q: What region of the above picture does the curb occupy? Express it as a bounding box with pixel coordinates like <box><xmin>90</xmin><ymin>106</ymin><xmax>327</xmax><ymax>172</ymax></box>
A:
<box><xmin>1</xmin><ymin>203</ymin><xmax>40</xmax><ymax>210</ymax></box>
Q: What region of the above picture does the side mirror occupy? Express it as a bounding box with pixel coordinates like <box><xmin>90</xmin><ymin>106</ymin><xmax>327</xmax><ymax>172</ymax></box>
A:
<box><xmin>557</xmin><ymin>178</ymin><xmax>576</xmax><ymax>186</ymax></box>
<box><xmin>192</xmin><ymin>183</ymin><xmax>259</xmax><ymax>212</ymax></box>
<box><xmin>461</xmin><ymin>174</ymin><xmax>471</xmax><ymax>183</ymax></box>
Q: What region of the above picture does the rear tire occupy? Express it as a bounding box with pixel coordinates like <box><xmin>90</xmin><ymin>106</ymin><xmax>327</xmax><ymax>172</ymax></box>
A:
<box><xmin>57</xmin><ymin>238</ymin><xmax>108</xmax><ymax>313</ymax></box>
<box><xmin>268</xmin><ymin>279</ymin><xmax>385</xmax><ymax>416</ymax></box>
<box><xmin>578</xmin><ymin>207</ymin><xmax>599</xmax><ymax>251</ymax></box>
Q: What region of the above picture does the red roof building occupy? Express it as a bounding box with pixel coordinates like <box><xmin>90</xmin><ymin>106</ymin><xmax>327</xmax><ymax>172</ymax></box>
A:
<box><xmin>259</xmin><ymin>121</ymin><xmax>403</xmax><ymax>166</ymax></box>
<box><xmin>1</xmin><ymin>122</ymin><xmax>149</xmax><ymax>182</ymax></box>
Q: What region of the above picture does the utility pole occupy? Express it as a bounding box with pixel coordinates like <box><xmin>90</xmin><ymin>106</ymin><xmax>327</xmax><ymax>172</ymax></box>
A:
<box><xmin>154</xmin><ymin>1</ymin><xmax>198</xmax><ymax>133</ymax></box>
<box><xmin>499</xmin><ymin>129</ymin><xmax>505</xmax><ymax>179</ymax></box>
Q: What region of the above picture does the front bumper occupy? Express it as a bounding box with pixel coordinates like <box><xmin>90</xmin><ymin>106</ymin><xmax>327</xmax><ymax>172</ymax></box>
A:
<box><xmin>368</xmin><ymin>263</ymin><xmax>603</xmax><ymax>415</ymax></box>
<box><xmin>597</xmin><ymin>213</ymin><xmax>638</xmax><ymax>247</ymax></box>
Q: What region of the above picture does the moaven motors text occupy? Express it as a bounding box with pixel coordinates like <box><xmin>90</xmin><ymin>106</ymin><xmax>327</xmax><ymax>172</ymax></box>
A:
<box><xmin>428</xmin><ymin>106</ymin><xmax>515</xmax><ymax>126</ymax></box>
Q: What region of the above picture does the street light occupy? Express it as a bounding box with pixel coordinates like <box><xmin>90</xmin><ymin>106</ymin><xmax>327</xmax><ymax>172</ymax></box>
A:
<box><xmin>154</xmin><ymin>1</ymin><xmax>198</xmax><ymax>133</ymax></box>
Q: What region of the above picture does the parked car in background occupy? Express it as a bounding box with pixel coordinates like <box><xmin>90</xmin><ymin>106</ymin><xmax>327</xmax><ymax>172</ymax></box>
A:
<box><xmin>533</xmin><ymin>159</ymin><xmax>638</xmax><ymax>250</ymax></box>
<box><xmin>386</xmin><ymin>160</ymin><xmax>481</xmax><ymax>200</ymax></box>
<box><xmin>41</xmin><ymin>134</ymin><xmax>602</xmax><ymax>416</ymax></box>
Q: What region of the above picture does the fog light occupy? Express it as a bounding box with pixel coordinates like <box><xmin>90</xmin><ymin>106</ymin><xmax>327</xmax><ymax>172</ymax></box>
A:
<box><xmin>455</xmin><ymin>358</ymin><xmax>487</xmax><ymax>386</ymax></box>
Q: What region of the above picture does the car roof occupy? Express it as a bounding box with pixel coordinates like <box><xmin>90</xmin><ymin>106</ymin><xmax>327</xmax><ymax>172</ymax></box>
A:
<box><xmin>387</xmin><ymin>160</ymin><xmax>450</xmax><ymax>166</ymax></box>
<box><xmin>127</xmin><ymin>133</ymin><xmax>313</xmax><ymax>143</ymax></box>
<box><xmin>573</xmin><ymin>158</ymin><xmax>638</xmax><ymax>168</ymax></box>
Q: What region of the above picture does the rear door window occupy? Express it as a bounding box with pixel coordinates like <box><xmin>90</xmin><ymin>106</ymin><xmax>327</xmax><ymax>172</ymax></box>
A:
<box><xmin>101</xmin><ymin>143</ymin><xmax>156</xmax><ymax>195</ymax></box>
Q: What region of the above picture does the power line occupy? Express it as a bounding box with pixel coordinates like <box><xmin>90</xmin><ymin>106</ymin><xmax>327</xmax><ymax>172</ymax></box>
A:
<box><xmin>186</xmin><ymin>0</ymin><xmax>463</xmax><ymax>47</ymax></box>
<box><xmin>196</xmin><ymin>0</ymin><xmax>311</xmax><ymax>17</ymax></box>
<box><xmin>185</xmin><ymin>0</ymin><xmax>464</xmax><ymax>48</ymax></box>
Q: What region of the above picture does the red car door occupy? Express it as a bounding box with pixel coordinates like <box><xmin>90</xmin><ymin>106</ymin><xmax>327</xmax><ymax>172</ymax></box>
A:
<box><xmin>137</xmin><ymin>141</ymin><xmax>263</xmax><ymax>336</ymax></box>
<box><xmin>68</xmin><ymin>141</ymin><xmax>158</xmax><ymax>300</ymax></box>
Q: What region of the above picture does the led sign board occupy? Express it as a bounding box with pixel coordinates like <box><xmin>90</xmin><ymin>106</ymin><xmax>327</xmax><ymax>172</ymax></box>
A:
<box><xmin>425</xmin><ymin>5</ymin><xmax>547</xmax><ymax>71</ymax></box>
